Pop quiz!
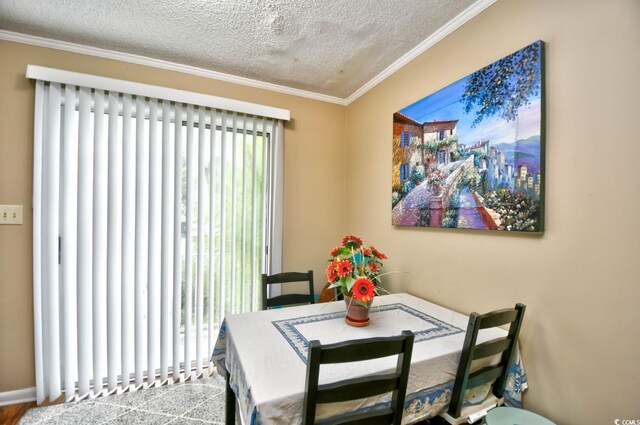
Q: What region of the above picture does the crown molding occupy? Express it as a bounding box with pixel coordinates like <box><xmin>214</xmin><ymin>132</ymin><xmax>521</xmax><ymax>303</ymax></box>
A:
<box><xmin>1</xmin><ymin>0</ymin><xmax>494</xmax><ymax>107</ymax></box>
<box><xmin>344</xmin><ymin>0</ymin><xmax>497</xmax><ymax>105</ymax></box>
<box><xmin>0</xmin><ymin>30</ymin><xmax>346</xmax><ymax>106</ymax></box>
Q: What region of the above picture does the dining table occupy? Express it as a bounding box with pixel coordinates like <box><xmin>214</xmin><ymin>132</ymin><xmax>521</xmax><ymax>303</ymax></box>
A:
<box><xmin>211</xmin><ymin>292</ymin><xmax>527</xmax><ymax>425</ymax></box>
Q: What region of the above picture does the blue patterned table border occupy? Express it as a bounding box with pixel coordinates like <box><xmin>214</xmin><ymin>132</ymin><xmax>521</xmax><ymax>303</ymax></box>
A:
<box><xmin>271</xmin><ymin>303</ymin><xmax>464</xmax><ymax>364</ymax></box>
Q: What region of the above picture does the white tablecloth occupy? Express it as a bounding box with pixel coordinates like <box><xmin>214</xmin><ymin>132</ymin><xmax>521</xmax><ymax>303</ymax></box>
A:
<box><xmin>211</xmin><ymin>293</ymin><xmax>527</xmax><ymax>425</ymax></box>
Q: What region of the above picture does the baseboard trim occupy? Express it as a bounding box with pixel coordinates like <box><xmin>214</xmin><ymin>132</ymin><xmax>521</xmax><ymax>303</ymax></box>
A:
<box><xmin>0</xmin><ymin>387</ymin><xmax>36</xmax><ymax>407</ymax></box>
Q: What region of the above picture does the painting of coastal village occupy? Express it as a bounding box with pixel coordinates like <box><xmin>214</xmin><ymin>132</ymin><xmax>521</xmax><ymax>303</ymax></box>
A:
<box><xmin>392</xmin><ymin>40</ymin><xmax>544</xmax><ymax>232</ymax></box>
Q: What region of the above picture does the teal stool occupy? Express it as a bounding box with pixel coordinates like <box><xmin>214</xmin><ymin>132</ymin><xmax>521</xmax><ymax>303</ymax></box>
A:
<box><xmin>484</xmin><ymin>407</ymin><xmax>555</xmax><ymax>425</ymax></box>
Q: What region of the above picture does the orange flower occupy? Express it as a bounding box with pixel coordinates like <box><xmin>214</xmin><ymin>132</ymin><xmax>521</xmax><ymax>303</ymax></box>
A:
<box><xmin>326</xmin><ymin>261</ymin><xmax>339</xmax><ymax>282</ymax></box>
<box><xmin>341</xmin><ymin>235</ymin><xmax>363</xmax><ymax>249</ymax></box>
<box><xmin>335</xmin><ymin>259</ymin><xmax>353</xmax><ymax>278</ymax></box>
<box><xmin>352</xmin><ymin>277</ymin><xmax>375</xmax><ymax>303</ymax></box>
<box><xmin>370</xmin><ymin>245</ymin><xmax>387</xmax><ymax>259</ymax></box>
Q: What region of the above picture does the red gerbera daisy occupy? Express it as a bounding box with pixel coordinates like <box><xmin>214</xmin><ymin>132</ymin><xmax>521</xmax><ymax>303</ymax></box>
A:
<box><xmin>341</xmin><ymin>235</ymin><xmax>363</xmax><ymax>249</ymax></box>
<box><xmin>368</xmin><ymin>262</ymin><xmax>379</xmax><ymax>273</ymax></box>
<box><xmin>370</xmin><ymin>245</ymin><xmax>387</xmax><ymax>259</ymax></box>
<box><xmin>335</xmin><ymin>259</ymin><xmax>353</xmax><ymax>278</ymax></box>
<box><xmin>326</xmin><ymin>261</ymin><xmax>339</xmax><ymax>282</ymax></box>
<box><xmin>363</xmin><ymin>249</ymin><xmax>372</xmax><ymax>257</ymax></box>
<box><xmin>329</xmin><ymin>246</ymin><xmax>342</xmax><ymax>257</ymax></box>
<box><xmin>352</xmin><ymin>277</ymin><xmax>375</xmax><ymax>303</ymax></box>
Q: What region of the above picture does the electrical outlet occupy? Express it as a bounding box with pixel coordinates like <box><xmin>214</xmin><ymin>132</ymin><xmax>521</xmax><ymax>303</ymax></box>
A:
<box><xmin>0</xmin><ymin>205</ymin><xmax>23</xmax><ymax>225</ymax></box>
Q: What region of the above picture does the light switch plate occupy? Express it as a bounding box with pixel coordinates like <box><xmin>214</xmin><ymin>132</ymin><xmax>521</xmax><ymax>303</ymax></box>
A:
<box><xmin>0</xmin><ymin>205</ymin><xmax>23</xmax><ymax>225</ymax></box>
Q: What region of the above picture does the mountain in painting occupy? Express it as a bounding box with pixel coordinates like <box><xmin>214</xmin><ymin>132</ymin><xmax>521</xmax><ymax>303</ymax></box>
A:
<box><xmin>491</xmin><ymin>135</ymin><xmax>541</xmax><ymax>174</ymax></box>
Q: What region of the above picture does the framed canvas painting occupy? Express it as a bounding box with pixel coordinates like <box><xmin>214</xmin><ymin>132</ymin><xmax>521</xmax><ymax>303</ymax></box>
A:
<box><xmin>392</xmin><ymin>40</ymin><xmax>545</xmax><ymax>232</ymax></box>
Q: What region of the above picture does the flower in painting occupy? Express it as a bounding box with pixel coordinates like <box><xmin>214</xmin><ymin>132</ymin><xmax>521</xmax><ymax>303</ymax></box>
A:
<box><xmin>352</xmin><ymin>277</ymin><xmax>375</xmax><ymax>303</ymax></box>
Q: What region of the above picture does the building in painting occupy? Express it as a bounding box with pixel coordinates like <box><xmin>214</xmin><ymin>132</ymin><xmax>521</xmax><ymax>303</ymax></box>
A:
<box><xmin>462</xmin><ymin>140</ymin><xmax>489</xmax><ymax>155</ymax></box>
<box><xmin>511</xmin><ymin>165</ymin><xmax>541</xmax><ymax>199</ymax></box>
<box><xmin>423</xmin><ymin>120</ymin><xmax>459</xmax><ymax>165</ymax></box>
<box><xmin>392</xmin><ymin>113</ymin><xmax>459</xmax><ymax>190</ymax></box>
<box><xmin>392</xmin><ymin>112</ymin><xmax>424</xmax><ymax>191</ymax></box>
<box><xmin>479</xmin><ymin>156</ymin><xmax>487</xmax><ymax>171</ymax></box>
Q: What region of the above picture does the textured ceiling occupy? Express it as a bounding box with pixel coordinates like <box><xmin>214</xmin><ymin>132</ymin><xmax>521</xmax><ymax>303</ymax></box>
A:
<box><xmin>0</xmin><ymin>0</ymin><xmax>477</xmax><ymax>99</ymax></box>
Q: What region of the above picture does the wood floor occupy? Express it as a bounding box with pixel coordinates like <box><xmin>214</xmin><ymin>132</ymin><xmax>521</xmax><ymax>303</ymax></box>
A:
<box><xmin>0</xmin><ymin>401</ymin><xmax>37</xmax><ymax>425</ymax></box>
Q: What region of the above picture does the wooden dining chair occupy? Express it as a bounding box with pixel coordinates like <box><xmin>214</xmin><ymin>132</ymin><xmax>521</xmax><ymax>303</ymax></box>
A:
<box><xmin>261</xmin><ymin>270</ymin><xmax>315</xmax><ymax>310</ymax></box>
<box><xmin>303</xmin><ymin>330</ymin><xmax>415</xmax><ymax>425</ymax></box>
<box><xmin>440</xmin><ymin>303</ymin><xmax>526</xmax><ymax>425</ymax></box>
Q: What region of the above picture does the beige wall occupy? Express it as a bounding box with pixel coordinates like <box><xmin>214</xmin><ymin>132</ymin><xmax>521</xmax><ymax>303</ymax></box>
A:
<box><xmin>2</xmin><ymin>0</ymin><xmax>640</xmax><ymax>422</ymax></box>
<box><xmin>345</xmin><ymin>0</ymin><xmax>640</xmax><ymax>423</ymax></box>
<box><xmin>0</xmin><ymin>40</ymin><xmax>345</xmax><ymax>392</ymax></box>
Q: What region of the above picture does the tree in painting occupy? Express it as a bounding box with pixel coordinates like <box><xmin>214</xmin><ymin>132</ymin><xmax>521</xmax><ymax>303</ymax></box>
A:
<box><xmin>462</xmin><ymin>43</ymin><xmax>541</xmax><ymax>126</ymax></box>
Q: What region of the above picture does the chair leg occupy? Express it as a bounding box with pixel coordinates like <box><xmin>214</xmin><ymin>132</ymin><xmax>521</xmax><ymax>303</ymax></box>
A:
<box><xmin>225</xmin><ymin>375</ymin><xmax>236</xmax><ymax>425</ymax></box>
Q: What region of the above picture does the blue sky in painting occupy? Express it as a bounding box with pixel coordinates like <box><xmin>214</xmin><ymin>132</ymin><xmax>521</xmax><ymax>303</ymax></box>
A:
<box><xmin>399</xmin><ymin>74</ymin><xmax>541</xmax><ymax>146</ymax></box>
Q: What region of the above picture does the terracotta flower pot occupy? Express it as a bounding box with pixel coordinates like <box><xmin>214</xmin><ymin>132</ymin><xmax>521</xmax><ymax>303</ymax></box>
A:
<box><xmin>344</xmin><ymin>295</ymin><xmax>372</xmax><ymax>327</ymax></box>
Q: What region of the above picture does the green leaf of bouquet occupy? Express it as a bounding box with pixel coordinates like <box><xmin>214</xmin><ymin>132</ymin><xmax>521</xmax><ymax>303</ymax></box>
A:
<box><xmin>345</xmin><ymin>276</ymin><xmax>355</xmax><ymax>291</ymax></box>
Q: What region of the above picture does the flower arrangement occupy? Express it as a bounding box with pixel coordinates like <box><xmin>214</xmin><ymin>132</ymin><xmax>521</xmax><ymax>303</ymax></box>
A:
<box><xmin>326</xmin><ymin>235</ymin><xmax>388</xmax><ymax>306</ymax></box>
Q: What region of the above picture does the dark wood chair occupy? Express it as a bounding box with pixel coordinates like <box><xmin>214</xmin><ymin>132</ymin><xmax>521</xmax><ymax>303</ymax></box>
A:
<box><xmin>261</xmin><ymin>270</ymin><xmax>315</xmax><ymax>310</ymax></box>
<box><xmin>440</xmin><ymin>304</ymin><xmax>526</xmax><ymax>424</ymax></box>
<box><xmin>303</xmin><ymin>330</ymin><xmax>415</xmax><ymax>425</ymax></box>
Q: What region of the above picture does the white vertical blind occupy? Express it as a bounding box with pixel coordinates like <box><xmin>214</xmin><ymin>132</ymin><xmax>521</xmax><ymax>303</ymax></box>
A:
<box><xmin>218</xmin><ymin>111</ymin><xmax>227</xmax><ymax>326</ymax></box>
<box><xmin>31</xmin><ymin>72</ymin><xmax>284</xmax><ymax>404</ymax></box>
<box><xmin>93</xmin><ymin>89</ymin><xmax>107</xmax><ymax>396</ymax></box>
<box><xmin>184</xmin><ymin>104</ymin><xmax>195</xmax><ymax>380</ymax></box>
<box><xmin>160</xmin><ymin>100</ymin><xmax>172</xmax><ymax>383</ymax></box>
<box><xmin>172</xmin><ymin>103</ymin><xmax>183</xmax><ymax>384</ymax></box>
<box><xmin>62</xmin><ymin>84</ymin><xmax>78</xmax><ymax>400</ymax></box>
<box><xmin>269</xmin><ymin>121</ymin><xmax>285</xmax><ymax>275</ymax></box>
<box><xmin>196</xmin><ymin>107</ymin><xmax>206</xmax><ymax>377</ymax></box>
<box><xmin>121</xmin><ymin>93</ymin><xmax>134</xmax><ymax>391</ymax></box>
<box><xmin>44</xmin><ymin>82</ymin><xmax>62</xmax><ymax>401</ymax></box>
<box><xmin>229</xmin><ymin>113</ymin><xmax>238</xmax><ymax>314</ymax></box>
<box><xmin>134</xmin><ymin>95</ymin><xmax>148</xmax><ymax>388</ymax></box>
<box><xmin>148</xmin><ymin>97</ymin><xmax>160</xmax><ymax>387</ymax></box>
<box><xmin>207</xmin><ymin>108</ymin><xmax>217</xmax><ymax>374</ymax></box>
<box><xmin>32</xmin><ymin>79</ymin><xmax>45</xmax><ymax>404</ymax></box>
<box><xmin>107</xmin><ymin>90</ymin><xmax>122</xmax><ymax>393</ymax></box>
<box><xmin>76</xmin><ymin>86</ymin><xmax>93</xmax><ymax>398</ymax></box>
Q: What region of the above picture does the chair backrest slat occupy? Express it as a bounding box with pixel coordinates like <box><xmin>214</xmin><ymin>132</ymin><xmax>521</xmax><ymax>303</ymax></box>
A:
<box><xmin>316</xmin><ymin>374</ymin><xmax>399</xmax><ymax>403</ymax></box>
<box><xmin>319</xmin><ymin>336</ymin><xmax>406</xmax><ymax>364</ymax></box>
<box><xmin>478</xmin><ymin>308</ymin><xmax>519</xmax><ymax>329</ymax></box>
<box><xmin>446</xmin><ymin>303</ymin><xmax>526</xmax><ymax>420</ymax></box>
<box><xmin>266</xmin><ymin>294</ymin><xmax>315</xmax><ymax>309</ymax></box>
<box><xmin>264</xmin><ymin>271</ymin><xmax>313</xmax><ymax>284</ymax></box>
<box><xmin>473</xmin><ymin>337</ymin><xmax>512</xmax><ymax>360</ymax></box>
<box><xmin>467</xmin><ymin>365</ymin><xmax>505</xmax><ymax>389</ymax></box>
<box><xmin>303</xmin><ymin>330</ymin><xmax>415</xmax><ymax>425</ymax></box>
<box><xmin>262</xmin><ymin>270</ymin><xmax>315</xmax><ymax>310</ymax></box>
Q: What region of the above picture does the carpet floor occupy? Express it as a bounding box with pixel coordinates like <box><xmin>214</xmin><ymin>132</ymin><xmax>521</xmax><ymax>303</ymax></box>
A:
<box><xmin>18</xmin><ymin>375</ymin><xmax>233</xmax><ymax>425</ymax></box>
